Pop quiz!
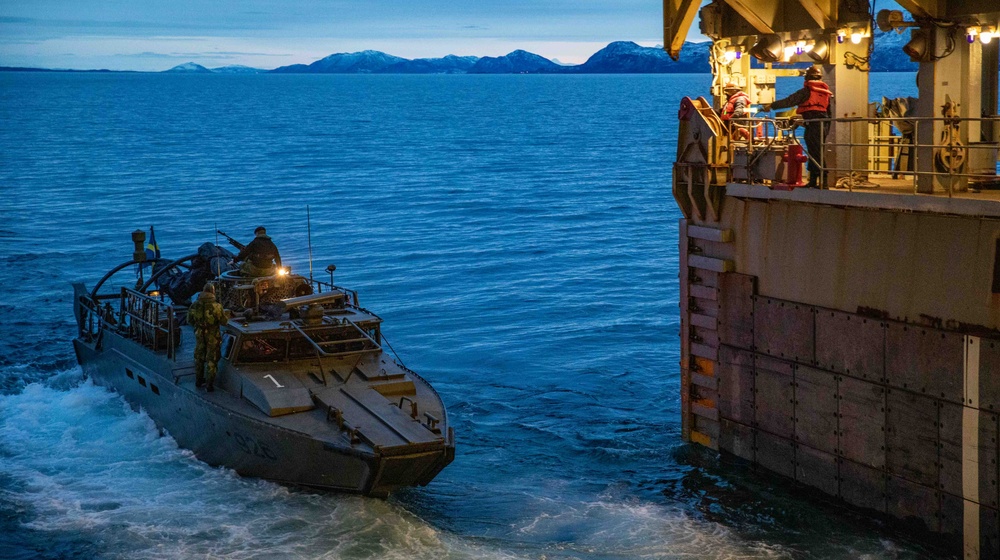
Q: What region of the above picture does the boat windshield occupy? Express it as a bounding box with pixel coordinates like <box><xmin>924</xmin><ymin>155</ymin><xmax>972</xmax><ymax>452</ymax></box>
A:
<box><xmin>238</xmin><ymin>336</ymin><xmax>287</xmax><ymax>362</ymax></box>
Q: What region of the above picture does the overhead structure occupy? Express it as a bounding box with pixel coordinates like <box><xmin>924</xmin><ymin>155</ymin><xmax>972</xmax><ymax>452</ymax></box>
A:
<box><xmin>667</xmin><ymin>1</ymin><xmax>1000</xmax><ymax>557</ymax></box>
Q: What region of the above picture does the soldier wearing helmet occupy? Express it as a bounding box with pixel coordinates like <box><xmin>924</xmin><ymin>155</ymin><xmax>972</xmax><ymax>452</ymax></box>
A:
<box><xmin>187</xmin><ymin>284</ymin><xmax>228</xmax><ymax>392</ymax></box>
<box><xmin>762</xmin><ymin>66</ymin><xmax>833</xmax><ymax>188</ymax></box>
<box><xmin>234</xmin><ymin>226</ymin><xmax>282</xmax><ymax>276</ymax></box>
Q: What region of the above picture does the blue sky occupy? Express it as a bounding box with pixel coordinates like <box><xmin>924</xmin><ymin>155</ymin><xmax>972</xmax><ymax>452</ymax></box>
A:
<box><xmin>0</xmin><ymin>1</ymin><xmax>677</xmax><ymax>71</ymax></box>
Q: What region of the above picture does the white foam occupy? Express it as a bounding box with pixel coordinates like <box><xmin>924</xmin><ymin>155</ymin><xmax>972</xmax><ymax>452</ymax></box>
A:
<box><xmin>0</xmin><ymin>376</ymin><xmax>528</xmax><ymax>559</ymax></box>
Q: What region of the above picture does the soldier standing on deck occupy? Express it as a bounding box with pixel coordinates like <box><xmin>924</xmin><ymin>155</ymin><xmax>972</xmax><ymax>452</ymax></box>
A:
<box><xmin>763</xmin><ymin>66</ymin><xmax>833</xmax><ymax>188</ymax></box>
<box><xmin>234</xmin><ymin>226</ymin><xmax>282</xmax><ymax>277</ymax></box>
<box><xmin>188</xmin><ymin>284</ymin><xmax>227</xmax><ymax>392</ymax></box>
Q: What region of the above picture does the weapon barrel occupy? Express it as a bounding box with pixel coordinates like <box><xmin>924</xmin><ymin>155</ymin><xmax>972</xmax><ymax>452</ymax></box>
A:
<box><xmin>216</xmin><ymin>230</ymin><xmax>246</xmax><ymax>251</ymax></box>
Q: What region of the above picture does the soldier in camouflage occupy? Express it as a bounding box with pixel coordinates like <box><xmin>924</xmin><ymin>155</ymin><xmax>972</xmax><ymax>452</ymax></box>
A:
<box><xmin>187</xmin><ymin>284</ymin><xmax>228</xmax><ymax>392</ymax></box>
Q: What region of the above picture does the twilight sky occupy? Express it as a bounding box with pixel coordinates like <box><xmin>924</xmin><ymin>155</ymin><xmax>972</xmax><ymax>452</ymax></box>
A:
<box><xmin>0</xmin><ymin>0</ymin><xmax>689</xmax><ymax>71</ymax></box>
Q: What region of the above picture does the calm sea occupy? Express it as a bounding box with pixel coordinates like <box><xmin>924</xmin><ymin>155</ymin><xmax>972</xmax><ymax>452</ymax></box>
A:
<box><xmin>0</xmin><ymin>72</ymin><xmax>934</xmax><ymax>559</ymax></box>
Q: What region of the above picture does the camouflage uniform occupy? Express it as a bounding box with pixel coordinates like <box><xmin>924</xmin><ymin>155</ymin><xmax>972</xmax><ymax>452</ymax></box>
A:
<box><xmin>188</xmin><ymin>290</ymin><xmax>227</xmax><ymax>390</ymax></box>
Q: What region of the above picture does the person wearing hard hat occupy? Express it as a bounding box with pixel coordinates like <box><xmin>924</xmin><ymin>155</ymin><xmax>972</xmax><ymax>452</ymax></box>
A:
<box><xmin>762</xmin><ymin>66</ymin><xmax>833</xmax><ymax>188</ymax></box>
<box><xmin>720</xmin><ymin>82</ymin><xmax>751</xmax><ymax>140</ymax></box>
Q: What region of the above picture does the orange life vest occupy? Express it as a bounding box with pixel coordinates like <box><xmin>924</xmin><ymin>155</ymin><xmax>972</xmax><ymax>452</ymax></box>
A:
<box><xmin>721</xmin><ymin>91</ymin><xmax>750</xmax><ymax>121</ymax></box>
<box><xmin>797</xmin><ymin>81</ymin><xmax>832</xmax><ymax>114</ymax></box>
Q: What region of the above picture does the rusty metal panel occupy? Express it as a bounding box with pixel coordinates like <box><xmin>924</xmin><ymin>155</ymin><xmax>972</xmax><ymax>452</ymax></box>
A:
<box><xmin>755</xmin><ymin>430</ymin><xmax>794</xmax><ymax>479</ymax></box>
<box><xmin>814</xmin><ymin>310</ymin><xmax>885</xmax><ymax>381</ymax></box>
<box><xmin>795</xmin><ymin>445</ymin><xmax>838</xmax><ymax>497</ymax></box>
<box><xmin>718</xmin><ymin>272</ymin><xmax>754</xmax><ymax>350</ymax></box>
<box><xmin>753</xmin><ymin>296</ymin><xmax>814</xmax><ymax>364</ymax></box>
<box><xmin>982</xmin><ymin>412</ymin><xmax>1000</xmax><ymax>510</ymax></box>
<box><xmin>886</xmin><ymin>389</ymin><xmax>939</xmax><ymax>486</ymax></box>
<box><xmin>887</xmin><ymin>475</ymin><xmax>940</xmax><ymax>533</ymax></box>
<box><xmin>719</xmin><ymin>419</ymin><xmax>755</xmax><ymax>462</ymax></box>
<box><xmin>983</xmin><ymin>506</ymin><xmax>1000</xmax><ymax>560</ymax></box>
<box><xmin>839</xmin><ymin>376</ymin><xmax>886</xmax><ymax>468</ymax></box>
<box><xmin>839</xmin><ymin>459</ymin><xmax>886</xmax><ymax>513</ymax></box>
<box><xmin>979</xmin><ymin>338</ymin><xmax>1000</xmax><ymax>413</ymax></box>
<box><xmin>717</xmin><ymin>345</ymin><xmax>754</xmax><ymax>424</ymax></box>
<box><xmin>794</xmin><ymin>365</ymin><xmax>838</xmax><ymax>454</ymax></box>
<box><xmin>885</xmin><ymin>322</ymin><xmax>964</xmax><ymax>404</ymax></box>
<box><xmin>755</xmin><ymin>354</ymin><xmax>794</xmax><ymax>439</ymax></box>
<box><xmin>938</xmin><ymin>401</ymin><xmax>963</xmax><ymax>498</ymax></box>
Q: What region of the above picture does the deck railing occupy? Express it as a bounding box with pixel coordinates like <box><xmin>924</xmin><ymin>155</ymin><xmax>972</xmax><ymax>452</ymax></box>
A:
<box><xmin>727</xmin><ymin>114</ymin><xmax>1000</xmax><ymax>196</ymax></box>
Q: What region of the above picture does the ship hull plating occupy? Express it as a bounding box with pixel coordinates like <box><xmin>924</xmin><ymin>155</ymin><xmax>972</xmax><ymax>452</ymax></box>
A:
<box><xmin>679</xmin><ymin>192</ymin><xmax>1000</xmax><ymax>556</ymax></box>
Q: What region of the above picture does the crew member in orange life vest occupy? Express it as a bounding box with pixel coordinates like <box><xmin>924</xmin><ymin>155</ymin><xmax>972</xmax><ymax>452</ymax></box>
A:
<box><xmin>720</xmin><ymin>82</ymin><xmax>751</xmax><ymax>140</ymax></box>
<box><xmin>763</xmin><ymin>66</ymin><xmax>833</xmax><ymax>188</ymax></box>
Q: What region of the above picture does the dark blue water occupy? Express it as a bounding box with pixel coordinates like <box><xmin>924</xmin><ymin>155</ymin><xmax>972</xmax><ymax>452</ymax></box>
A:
<box><xmin>0</xmin><ymin>72</ymin><xmax>938</xmax><ymax>559</ymax></box>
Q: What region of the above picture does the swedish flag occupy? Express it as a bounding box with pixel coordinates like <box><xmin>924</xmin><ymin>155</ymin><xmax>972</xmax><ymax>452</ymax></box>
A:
<box><xmin>145</xmin><ymin>225</ymin><xmax>160</xmax><ymax>261</ymax></box>
<box><xmin>138</xmin><ymin>226</ymin><xmax>160</xmax><ymax>277</ymax></box>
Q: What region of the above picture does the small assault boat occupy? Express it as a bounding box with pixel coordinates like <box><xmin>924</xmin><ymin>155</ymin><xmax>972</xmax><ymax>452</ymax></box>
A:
<box><xmin>72</xmin><ymin>230</ymin><xmax>455</xmax><ymax>497</ymax></box>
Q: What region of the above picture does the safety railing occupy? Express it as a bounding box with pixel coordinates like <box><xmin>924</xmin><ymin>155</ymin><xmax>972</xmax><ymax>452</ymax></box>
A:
<box><xmin>727</xmin><ymin>114</ymin><xmax>1000</xmax><ymax>197</ymax></box>
<box><xmin>121</xmin><ymin>288</ymin><xmax>181</xmax><ymax>359</ymax></box>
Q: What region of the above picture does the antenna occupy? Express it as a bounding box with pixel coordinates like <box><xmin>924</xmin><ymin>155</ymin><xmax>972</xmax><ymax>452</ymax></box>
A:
<box><xmin>307</xmin><ymin>205</ymin><xmax>314</xmax><ymax>282</ymax></box>
<box><xmin>214</xmin><ymin>224</ymin><xmax>221</xmax><ymax>277</ymax></box>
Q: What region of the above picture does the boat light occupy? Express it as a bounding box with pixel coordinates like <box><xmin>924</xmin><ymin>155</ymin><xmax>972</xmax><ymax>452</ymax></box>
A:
<box><xmin>735</xmin><ymin>49</ymin><xmax>742</xmax><ymax>59</ymax></box>
<box><xmin>967</xmin><ymin>27</ymin><xmax>979</xmax><ymax>43</ymax></box>
<box><xmin>850</xmin><ymin>27</ymin><xmax>864</xmax><ymax>44</ymax></box>
<box><xmin>277</xmin><ymin>267</ymin><xmax>289</xmax><ymax>276</ymax></box>
<box><xmin>981</xmin><ymin>27</ymin><xmax>995</xmax><ymax>44</ymax></box>
<box><xmin>837</xmin><ymin>29</ymin><xmax>847</xmax><ymax>43</ymax></box>
<box><xmin>723</xmin><ymin>48</ymin><xmax>738</xmax><ymax>63</ymax></box>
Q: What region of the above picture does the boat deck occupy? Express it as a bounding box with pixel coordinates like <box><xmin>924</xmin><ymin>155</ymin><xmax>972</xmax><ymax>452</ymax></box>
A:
<box><xmin>728</xmin><ymin>175</ymin><xmax>1000</xmax><ymax>218</ymax></box>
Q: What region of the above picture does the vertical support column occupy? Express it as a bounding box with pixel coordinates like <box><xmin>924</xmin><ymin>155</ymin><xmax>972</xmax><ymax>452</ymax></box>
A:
<box><xmin>825</xmin><ymin>38</ymin><xmax>870</xmax><ymax>188</ymax></box>
<box><xmin>965</xmin><ymin>335</ymin><xmax>981</xmax><ymax>559</ymax></box>
<box><xmin>915</xmin><ymin>28</ymin><xmax>981</xmax><ymax>193</ymax></box>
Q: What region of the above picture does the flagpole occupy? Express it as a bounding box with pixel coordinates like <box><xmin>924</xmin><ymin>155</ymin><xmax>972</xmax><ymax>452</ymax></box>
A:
<box><xmin>307</xmin><ymin>205</ymin><xmax>314</xmax><ymax>283</ymax></box>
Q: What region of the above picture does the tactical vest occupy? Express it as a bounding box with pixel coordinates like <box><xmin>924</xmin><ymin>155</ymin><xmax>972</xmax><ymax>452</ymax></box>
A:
<box><xmin>797</xmin><ymin>81</ymin><xmax>832</xmax><ymax>114</ymax></box>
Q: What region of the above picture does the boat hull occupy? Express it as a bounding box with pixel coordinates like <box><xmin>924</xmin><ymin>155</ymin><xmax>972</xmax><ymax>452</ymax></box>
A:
<box><xmin>73</xmin><ymin>332</ymin><xmax>449</xmax><ymax>496</ymax></box>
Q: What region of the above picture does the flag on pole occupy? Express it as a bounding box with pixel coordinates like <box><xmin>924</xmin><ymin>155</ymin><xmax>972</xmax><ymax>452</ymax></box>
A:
<box><xmin>146</xmin><ymin>226</ymin><xmax>160</xmax><ymax>262</ymax></box>
<box><xmin>138</xmin><ymin>226</ymin><xmax>160</xmax><ymax>277</ymax></box>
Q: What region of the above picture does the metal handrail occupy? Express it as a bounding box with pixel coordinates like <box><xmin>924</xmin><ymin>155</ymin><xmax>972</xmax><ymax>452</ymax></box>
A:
<box><xmin>727</xmin><ymin>114</ymin><xmax>1000</xmax><ymax>195</ymax></box>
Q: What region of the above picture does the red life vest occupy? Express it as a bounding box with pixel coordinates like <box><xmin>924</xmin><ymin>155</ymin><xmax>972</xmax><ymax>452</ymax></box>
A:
<box><xmin>721</xmin><ymin>91</ymin><xmax>750</xmax><ymax>121</ymax></box>
<box><xmin>797</xmin><ymin>81</ymin><xmax>832</xmax><ymax>114</ymax></box>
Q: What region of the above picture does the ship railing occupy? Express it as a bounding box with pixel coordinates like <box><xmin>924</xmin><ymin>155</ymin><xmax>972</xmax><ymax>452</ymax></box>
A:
<box><xmin>727</xmin><ymin>114</ymin><xmax>1000</xmax><ymax>196</ymax></box>
<box><xmin>120</xmin><ymin>288</ymin><xmax>182</xmax><ymax>360</ymax></box>
<box><xmin>308</xmin><ymin>277</ymin><xmax>359</xmax><ymax>308</ymax></box>
<box><xmin>288</xmin><ymin>319</ymin><xmax>381</xmax><ymax>359</ymax></box>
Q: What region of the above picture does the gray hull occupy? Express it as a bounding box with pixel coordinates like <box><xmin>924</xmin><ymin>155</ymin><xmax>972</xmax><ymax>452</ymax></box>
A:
<box><xmin>73</xmin><ymin>332</ymin><xmax>450</xmax><ymax>496</ymax></box>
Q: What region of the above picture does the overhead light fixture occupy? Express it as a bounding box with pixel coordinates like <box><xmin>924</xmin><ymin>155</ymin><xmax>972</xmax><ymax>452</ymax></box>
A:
<box><xmin>876</xmin><ymin>10</ymin><xmax>907</xmax><ymax>32</ymax></box>
<box><xmin>750</xmin><ymin>34</ymin><xmax>783</xmax><ymax>63</ymax></box>
<box><xmin>807</xmin><ymin>38</ymin><xmax>829</xmax><ymax>63</ymax></box>
<box><xmin>981</xmin><ymin>27</ymin><xmax>996</xmax><ymax>44</ymax></box>
<box><xmin>837</xmin><ymin>29</ymin><xmax>847</xmax><ymax>43</ymax></box>
<box><xmin>967</xmin><ymin>26</ymin><xmax>979</xmax><ymax>43</ymax></box>
<box><xmin>903</xmin><ymin>28</ymin><xmax>929</xmax><ymax>61</ymax></box>
<box><xmin>851</xmin><ymin>27</ymin><xmax>864</xmax><ymax>44</ymax></box>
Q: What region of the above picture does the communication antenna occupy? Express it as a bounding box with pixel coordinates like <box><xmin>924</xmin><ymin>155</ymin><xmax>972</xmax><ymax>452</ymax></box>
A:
<box><xmin>307</xmin><ymin>205</ymin><xmax>314</xmax><ymax>282</ymax></box>
<box><xmin>214</xmin><ymin>224</ymin><xmax>221</xmax><ymax>277</ymax></box>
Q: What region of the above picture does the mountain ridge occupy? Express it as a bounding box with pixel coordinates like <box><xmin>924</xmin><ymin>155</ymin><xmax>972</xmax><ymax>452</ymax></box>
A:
<box><xmin>3</xmin><ymin>36</ymin><xmax>952</xmax><ymax>74</ymax></box>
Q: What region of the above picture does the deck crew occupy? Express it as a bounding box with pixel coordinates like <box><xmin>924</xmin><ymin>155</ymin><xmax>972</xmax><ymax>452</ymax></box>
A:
<box><xmin>234</xmin><ymin>226</ymin><xmax>282</xmax><ymax>276</ymax></box>
<box><xmin>762</xmin><ymin>66</ymin><xmax>833</xmax><ymax>188</ymax></box>
<box><xmin>720</xmin><ymin>82</ymin><xmax>751</xmax><ymax>140</ymax></box>
<box><xmin>187</xmin><ymin>284</ymin><xmax>228</xmax><ymax>392</ymax></box>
